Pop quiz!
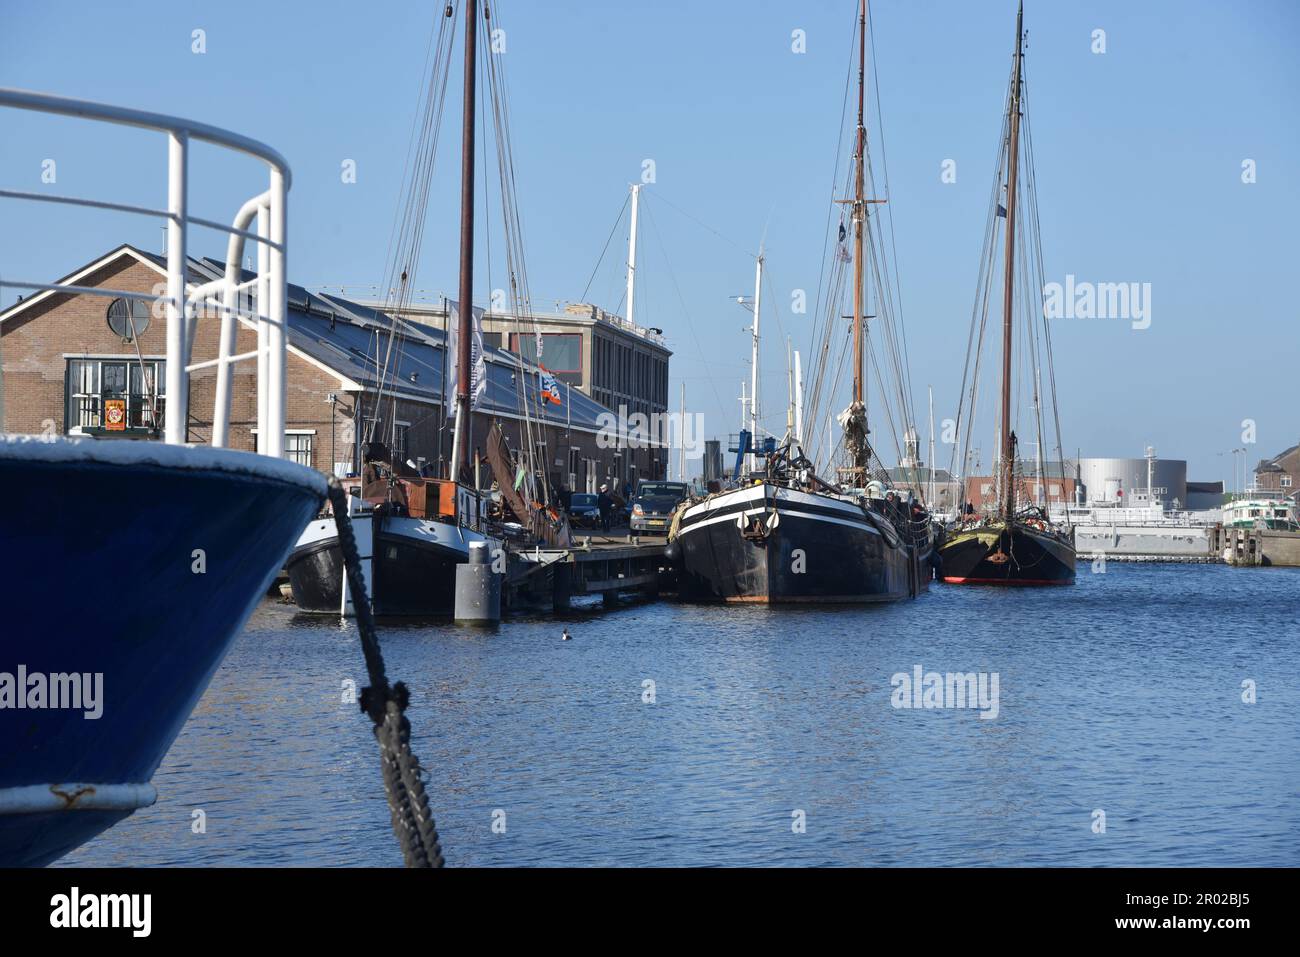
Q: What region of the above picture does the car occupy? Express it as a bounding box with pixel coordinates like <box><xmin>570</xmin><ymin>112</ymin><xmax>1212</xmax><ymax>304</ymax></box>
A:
<box><xmin>630</xmin><ymin>481</ymin><xmax>690</xmax><ymax>534</ymax></box>
<box><xmin>567</xmin><ymin>492</ymin><xmax>602</xmax><ymax>527</ymax></box>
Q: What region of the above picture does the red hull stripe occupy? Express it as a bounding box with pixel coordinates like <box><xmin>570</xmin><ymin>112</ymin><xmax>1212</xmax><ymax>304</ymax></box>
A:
<box><xmin>940</xmin><ymin>576</ymin><xmax>1071</xmax><ymax>586</ymax></box>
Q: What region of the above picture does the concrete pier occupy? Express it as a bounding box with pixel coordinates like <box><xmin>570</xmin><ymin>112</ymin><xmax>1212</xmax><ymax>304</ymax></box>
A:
<box><xmin>1212</xmin><ymin>526</ymin><xmax>1300</xmax><ymax>567</ymax></box>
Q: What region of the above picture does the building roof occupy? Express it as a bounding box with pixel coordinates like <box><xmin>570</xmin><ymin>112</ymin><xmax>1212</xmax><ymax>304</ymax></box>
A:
<box><xmin>372</xmin><ymin>299</ymin><xmax>672</xmax><ymax>356</ymax></box>
<box><xmin>1256</xmin><ymin>444</ymin><xmax>1297</xmax><ymax>472</ymax></box>
<box><xmin>885</xmin><ymin>465</ymin><xmax>956</xmax><ymax>483</ymax></box>
<box><xmin>1</xmin><ymin>244</ymin><xmax>625</xmax><ymax>436</ymax></box>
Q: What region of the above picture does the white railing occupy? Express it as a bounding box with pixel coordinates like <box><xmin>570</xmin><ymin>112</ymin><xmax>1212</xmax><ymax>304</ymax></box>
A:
<box><xmin>0</xmin><ymin>88</ymin><xmax>289</xmax><ymax>456</ymax></box>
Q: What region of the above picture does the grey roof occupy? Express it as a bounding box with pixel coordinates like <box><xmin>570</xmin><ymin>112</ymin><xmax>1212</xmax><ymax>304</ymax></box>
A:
<box><xmin>188</xmin><ymin>256</ymin><xmax>615</xmax><ymax>433</ymax></box>
<box><xmin>885</xmin><ymin>465</ymin><xmax>956</xmax><ymax>483</ymax></box>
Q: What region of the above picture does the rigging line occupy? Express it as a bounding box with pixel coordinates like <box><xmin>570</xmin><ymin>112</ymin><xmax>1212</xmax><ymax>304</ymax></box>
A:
<box><xmin>1020</xmin><ymin>72</ymin><xmax>1067</xmax><ymax>494</ymax></box>
<box><xmin>809</xmin><ymin>1</ymin><xmax>861</xmax><ymax>355</ymax></box>
<box><xmin>378</xmin><ymin>3</ymin><xmax>452</xmax><ymax>315</ymax></box>
<box><xmin>948</xmin><ymin>58</ymin><xmax>1015</xmax><ymax>482</ymax></box>
<box><xmin>578</xmin><ymin>192</ymin><xmax>630</xmax><ymax>304</ymax></box>
<box><xmin>639</xmin><ymin>197</ymin><xmax>728</xmax><ymax>428</ymax></box>
<box><xmin>641</xmin><ymin>187</ymin><xmax>752</xmax><ymax>257</ymax></box>
<box><xmin>864</xmin><ymin>0</ymin><xmax>915</xmax><ymax>426</ymax></box>
<box><xmin>368</xmin><ymin>5</ymin><xmax>457</xmax><ymax>444</ymax></box>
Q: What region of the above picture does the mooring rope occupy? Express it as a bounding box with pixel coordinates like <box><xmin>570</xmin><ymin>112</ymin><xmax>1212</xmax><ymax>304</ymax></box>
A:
<box><xmin>326</xmin><ymin>479</ymin><xmax>445</xmax><ymax>868</ymax></box>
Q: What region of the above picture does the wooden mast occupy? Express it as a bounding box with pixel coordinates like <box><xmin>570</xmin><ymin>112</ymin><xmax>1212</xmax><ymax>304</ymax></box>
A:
<box><xmin>999</xmin><ymin>1</ymin><xmax>1024</xmax><ymax>521</ymax></box>
<box><xmin>852</xmin><ymin>0</ymin><xmax>866</xmax><ymax>415</ymax></box>
<box><xmin>450</xmin><ymin>0</ymin><xmax>478</xmax><ymax>481</ymax></box>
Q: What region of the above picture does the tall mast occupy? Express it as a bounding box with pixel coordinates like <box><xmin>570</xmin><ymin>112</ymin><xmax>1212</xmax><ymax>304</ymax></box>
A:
<box><xmin>749</xmin><ymin>250</ymin><xmax>763</xmax><ymax>473</ymax></box>
<box><xmin>852</xmin><ymin>0</ymin><xmax>866</xmax><ymax>412</ymax></box>
<box><xmin>450</xmin><ymin>0</ymin><xmax>479</xmax><ymax>480</ymax></box>
<box><xmin>838</xmin><ymin>0</ymin><xmax>876</xmax><ymax>486</ymax></box>
<box><xmin>626</xmin><ymin>183</ymin><xmax>641</xmax><ymax>328</ymax></box>
<box><xmin>999</xmin><ymin>1</ymin><xmax>1024</xmax><ymax>520</ymax></box>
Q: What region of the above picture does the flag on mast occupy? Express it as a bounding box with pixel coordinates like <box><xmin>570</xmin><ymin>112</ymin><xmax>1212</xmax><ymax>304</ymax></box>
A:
<box><xmin>444</xmin><ymin>300</ymin><xmax>486</xmax><ymax>409</ymax></box>
<box><xmin>539</xmin><ymin>366</ymin><xmax>562</xmax><ymax>406</ymax></box>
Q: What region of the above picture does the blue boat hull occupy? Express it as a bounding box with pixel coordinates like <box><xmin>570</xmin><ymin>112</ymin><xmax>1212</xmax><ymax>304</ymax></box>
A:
<box><xmin>0</xmin><ymin>438</ymin><xmax>324</xmax><ymax>866</ymax></box>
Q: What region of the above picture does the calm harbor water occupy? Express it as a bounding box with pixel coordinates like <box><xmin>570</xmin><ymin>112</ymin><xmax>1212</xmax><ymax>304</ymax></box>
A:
<box><xmin>60</xmin><ymin>563</ymin><xmax>1299</xmax><ymax>867</ymax></box>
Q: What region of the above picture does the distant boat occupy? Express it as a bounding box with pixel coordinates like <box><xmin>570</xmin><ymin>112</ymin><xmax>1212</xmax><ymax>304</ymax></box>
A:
<box><xmin>937</xmin><ymin>3</ymin><xmax>1076</xmax><ymax>587</ymax></box>
<box><xmin>675</xmin><ymin>0</ymin><xmax>933</xmax><ymax>603</ymax></box>
<box><xmin>0</xmin><ymin>89</ymin><xmax>325</xmax><ymax>865</ymax></box>
<box><xmin>1221</xmin><ymin>489</ymin><xmax>1300</xmax><ymax>531</ymax></box>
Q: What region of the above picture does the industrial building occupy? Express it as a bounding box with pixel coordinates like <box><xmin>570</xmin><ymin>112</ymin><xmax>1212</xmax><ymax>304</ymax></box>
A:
<box><xmin>1072</xmin><ymin>453</ymin><xmax>1187</xmax><ymax>507</ymax></box>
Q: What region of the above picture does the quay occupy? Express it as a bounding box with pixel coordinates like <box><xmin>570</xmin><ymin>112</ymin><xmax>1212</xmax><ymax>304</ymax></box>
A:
<box><xmin>1072</xmin><ymin>524</ymin><xmax>1219</xmax><ymax>563</ymax></box>
<box><xmin>1211</xmin><ymin>526</ymin><xmax>1300</xmax><ymax>567</ymax></box>
<box><xmin>505</xmin><ymin>533</ymin><xmax>674</xmax><ymax>611</ymax></box>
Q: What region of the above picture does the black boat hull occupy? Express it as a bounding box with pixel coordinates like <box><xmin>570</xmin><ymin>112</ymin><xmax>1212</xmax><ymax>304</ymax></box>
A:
<box><xmin>675</xmin><ymin>484</ymin><xmax>927</xmax><ymax>603</ymax></box>
<box><xmin>286</xmin><ymin>513</ymin><xmax>493</xmax><ymax>617</ymax></box>
<box><xmin>938</xmin><ymin>521</ymin><xmax>1076</xmax><ymax>585</ymax></box>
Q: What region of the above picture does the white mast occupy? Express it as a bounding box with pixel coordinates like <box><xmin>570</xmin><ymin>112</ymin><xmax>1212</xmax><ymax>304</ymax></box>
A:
<box><xmin>678</xmin><ymin>381</ymin><xmax>686</xmax><ymax>482</ymax></box>
<box><xmin>785</xmin><ymin>337</ymin><xmax>794</xmax><ymax>444</ymax></box>
<box><xmin>928</xmin><ymin>385</ymin><xmax>935</xmax><ymax>506</ymax></box>
<box><xmin>625</xmin><ymin>183</ymin><xmax>641</xmax><ymax>328</ymax></box>
<box><xmin>794</xmin><ymin>349</ymin><xmax>804</xmax><ymax>449</ymax></box>
<box><xmin>749</xmin><ymin>250</ymin><xmax>764</xmax><ymax>473</ymax></box>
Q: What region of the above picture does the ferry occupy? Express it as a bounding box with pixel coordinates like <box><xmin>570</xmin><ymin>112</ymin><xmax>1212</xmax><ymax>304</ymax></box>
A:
<box><xmin>1221</xmin><ymin>489</ymin><xmax>1299</xmax><ymax>531</ymax></box>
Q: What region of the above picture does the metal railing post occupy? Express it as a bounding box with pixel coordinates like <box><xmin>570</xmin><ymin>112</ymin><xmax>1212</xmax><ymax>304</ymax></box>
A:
<box><xmin>165</xmin><ymin>130</ymin><xmax>189</xmax><ymax>445</ymax></box>
<box><xmin>256</xmin><ymin>204</ymin><xmax>270</xmax><ymax>452</ymax></box>
<box><xmin>212</xmin><ymin>192</ymin><xmax>270</xmax><ymax>448</ymax></box>
<box><xmin>267</xmin><ymin>167</ymin><xmax>287</xmax><ymax>458</ymax></box>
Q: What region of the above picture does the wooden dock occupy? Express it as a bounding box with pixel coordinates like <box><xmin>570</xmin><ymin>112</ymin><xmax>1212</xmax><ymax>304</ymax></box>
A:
<box><xmin>505</xmin><ymin>533</ymin><xmax>675</xmax><ymax>611</ymax></box>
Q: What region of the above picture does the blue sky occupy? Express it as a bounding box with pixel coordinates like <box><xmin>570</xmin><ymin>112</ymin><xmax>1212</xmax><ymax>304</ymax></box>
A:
<box><xmin>2</xmin><ymin>0</ymin><xmax>1296</xmax><ymax>484</ymax></box>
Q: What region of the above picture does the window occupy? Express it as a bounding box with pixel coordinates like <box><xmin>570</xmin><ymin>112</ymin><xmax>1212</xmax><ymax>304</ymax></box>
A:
<box><xmin>362</xmin><ymin>417</ymin><xmax>409</xmax><ymax>463</ymax></box>
<box><xmin>65</xmin><ymin>358</ymin><xmax>165</xmax><ymax>433</ymax></box>
<box><xmin>392</xmin><ymin>422</ymin><xmax>409</xmax><ymax>463</ymax></box>
<box><xmin>106</xmin><ymin>298</ymin><xmax>152</xmax><ymax>341</ymax></box>
<box><xmin>512</xmin><ymin>332</ymin><xmax>582</xmax><ymax>375</ymax></box>
<box><xmin>1283</xmin><ymin>476</ymin><xmax>1292</xmax><ymax>488</ymax></box>
<box><xmin>285</xmin><ymin>433</ymin><xmax>314</xmax><ymax>469</ymax></box>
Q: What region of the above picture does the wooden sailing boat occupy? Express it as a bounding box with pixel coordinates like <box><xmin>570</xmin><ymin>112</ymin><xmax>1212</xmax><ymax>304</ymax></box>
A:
<box><xmin>674</xmin><ymin>0</ymin><xmax>932</xmax><ymax>603</ymax></box>
<box><xmin>287</xmin><ymin>1</ymin><xmax>502</xmax><ymax>616</ymax></box>
<box><xmin>938</xmin><ymin>2</ymin><xmax>1076</xmax><ymax>586</ymax></box>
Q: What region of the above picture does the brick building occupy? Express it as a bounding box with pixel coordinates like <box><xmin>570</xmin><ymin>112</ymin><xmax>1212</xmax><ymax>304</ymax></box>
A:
<box><xmin>962</xmin><ymin>462</ymin><xmax>1077</xmax><ymax>513</ymax></box>
<box><xmin>0</xmin><ymin>244</ymin><xmax>665</xmax><ymax>492</ymax></box>
<box><xmin>1254</xmin><ymin>444</ymin><xmax>1298</xmax><ymax>499</ymax></box>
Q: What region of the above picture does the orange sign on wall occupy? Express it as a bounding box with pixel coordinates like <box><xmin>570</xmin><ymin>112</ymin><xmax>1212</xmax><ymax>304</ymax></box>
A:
<box><xmin>104</xmin><ymin>399</ymin><xmax>126</xmax><ymax>431</ymax></box>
